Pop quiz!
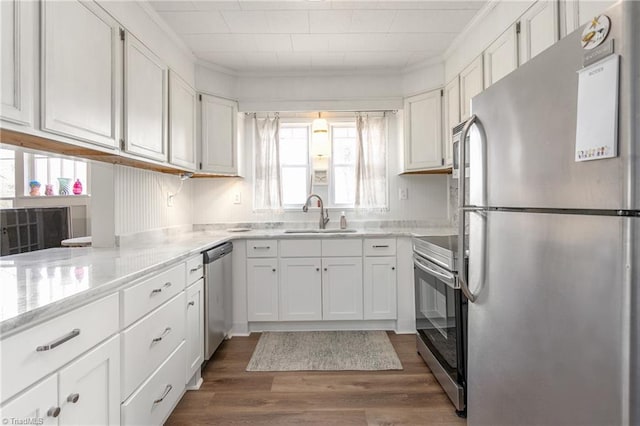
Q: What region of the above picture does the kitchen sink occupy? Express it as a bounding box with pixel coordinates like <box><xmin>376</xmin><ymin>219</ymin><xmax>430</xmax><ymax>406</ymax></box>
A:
<box><xmin>283</xmin><ymin>229</ymin><xmax>358</xmax><ymax>234</ymax></box>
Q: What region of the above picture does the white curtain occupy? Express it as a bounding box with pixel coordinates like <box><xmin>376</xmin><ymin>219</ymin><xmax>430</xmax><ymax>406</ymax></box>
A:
<box><xmin>354</xmin><ymin>114</ymin><xmax>387</xmax><ymax>210</ymax></box>
<box><xmin>254</xmin><ymin>115</ymin><xmax>282</xmax><ymax>211</ymax></box>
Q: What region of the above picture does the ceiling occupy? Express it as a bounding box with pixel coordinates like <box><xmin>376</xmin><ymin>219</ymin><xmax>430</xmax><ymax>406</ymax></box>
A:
<box><xmin>149</xmin><ymin>0</ymin><xmax>487</xmax><ymax>74</ymax></box>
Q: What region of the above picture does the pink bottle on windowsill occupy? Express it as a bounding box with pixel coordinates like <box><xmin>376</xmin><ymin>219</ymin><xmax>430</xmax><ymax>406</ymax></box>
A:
<box><xmin>72</xmin><ymin>179</ymin><xmax>83</xmax><ymax>195</ymax></box>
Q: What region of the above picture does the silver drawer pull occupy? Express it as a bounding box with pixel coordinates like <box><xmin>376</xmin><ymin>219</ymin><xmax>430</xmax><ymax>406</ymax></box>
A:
<box><xmin>189</xmin><ymin>265</ymin><xmax>203</xmax><ymax>273</ymax></box>
<box><xmin>150</xmin><ymin>282</ymin><xmax>172</xmax><ymax>295</ymax></box>
<box><xmin>253</xmin><ymin>246</ymin><xmax>270</xmax><ymax>250</ymax></box>
<box><xmin>67</xmin><ymin>393</ymin><xmax>80</xmax><ymax>403</ymax></box>
<box><xmin>153</xmin><ymin>384</ymin><xmax>173</xmax><ymax>405</ymax></box>
<box><xmin>151</xmin><ymin>327</ymin><xmax>172</xmax><ymax>344</ymax></box>
<box><xmin>36</xmin><ymin>329</ymin><xmax>80</xmax><ymax>352</ymax></box>
<box><xmin>373</xmin><ymin>245</ymin><xmax>389</xmax><ymax>248</ymax></box>
<box><xmin>47</xmin><ymin>407</ymin><xmax>61</xmax><ymax>418</ymax></box>
<box><xmin>188</xmin><ymin>301</ymin><xmax>195</xmax><ymax>307</ymax></box>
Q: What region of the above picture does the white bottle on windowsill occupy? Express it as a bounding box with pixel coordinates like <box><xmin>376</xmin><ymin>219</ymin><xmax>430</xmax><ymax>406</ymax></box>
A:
<box><xmin>340</xmin><ymin>211</ymin><xmax>347</xmax><ymax>229</ymax></box>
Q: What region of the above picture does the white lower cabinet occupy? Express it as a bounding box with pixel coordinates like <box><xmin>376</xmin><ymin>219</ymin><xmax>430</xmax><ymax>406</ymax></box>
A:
<box><xmin>363</xmin><ymin>257</ymin><xmax>397</xmax><ymax>320</ymax></box>
<box><xmin>121</xmin><ymin>342</ymin><xmax>186</xmax><ymax>426</ymax></box>
<box><xmin>185</xmin><ymin>279</ymin><xmax>204</xmax><ymax>383</ymax></box>
<box><xmin>247</xmin><ymin>258</ymin><xmax>279</xmax><ymax>321</ymax></box>
<box><xmin>58</xmin><ymin>335</ymin><xmax>121</xmax><ymax>425</ymax></box>
<box><xmin>279</xmin><ymin>258</ymin><xmax>322</xmax><ymax>321</ymax></box>
<box><xmin>0</xmin><ymin>375</ymin><xmax>59</xmax><ymax>426</ymax></box>
<box><xmin>0</xmin><ymin>336</ymin><xmax>121</xmax><ymax>426</ymax></box>
<box><xmin>322</xmin><ymin>257</ymin><xmax>364</xmax><ymax>321</ymax></box>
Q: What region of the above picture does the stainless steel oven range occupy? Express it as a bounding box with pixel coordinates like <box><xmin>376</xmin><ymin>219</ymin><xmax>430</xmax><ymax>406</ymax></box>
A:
<box><xmin>413</xmin><ymin>235</ymin><xmax>467</xmax><ymax>417</ymax></box>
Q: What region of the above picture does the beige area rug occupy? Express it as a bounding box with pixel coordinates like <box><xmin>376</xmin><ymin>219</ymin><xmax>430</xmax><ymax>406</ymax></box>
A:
<box><xmin>246</xmin><ymin>331</ymin><xmax>403</xmax><ymax>371</ymax></box>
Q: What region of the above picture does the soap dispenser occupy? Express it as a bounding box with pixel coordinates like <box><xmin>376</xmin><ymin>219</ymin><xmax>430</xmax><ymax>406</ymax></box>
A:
<box><xmin>340</xmin><ymin>211</ymin><xmax>347</xmax><ymax>229</ymax></box>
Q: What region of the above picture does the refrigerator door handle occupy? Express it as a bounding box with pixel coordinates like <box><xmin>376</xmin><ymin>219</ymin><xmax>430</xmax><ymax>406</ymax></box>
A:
<box><xmin>458</xmin><ymin>114</ymin><xmax>487</xmax><ymax>303</ymax></box>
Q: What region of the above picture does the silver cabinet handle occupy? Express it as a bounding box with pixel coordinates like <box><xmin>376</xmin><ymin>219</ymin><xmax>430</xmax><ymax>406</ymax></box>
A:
<box><xmin>189</xmin><ymin>265</ymin><xmax>203</xmax><ymax>273</ymax></box>
<box><xmin>188</xmin><ymin>301</ymin><xmax>195</xmax><ymax>307</ymax></box>
<box><xmin>67</xmin><ymin>393</ymin><xmax>80</xmax><ymax>403</ymax></box>
<box><xmin>253</xmin><ymin>246</ymin><xmax>270</xmax><ymax>250</ymax></box>
<box><xmin>150</xmin><ymin>282</ymin><xmax>172</xmax><ymax>295</ymax></box>
<box><xmin>153</xmin><ymin>384</ymin><xmax>173</xmax><ymax>405</ymax></box>
<box><xmin>458</xmin><ymin>114</ymin><xmax>487</xmax><ymax>304</ymax></box>
<box><xmin>373</xmin><ymin>245</ymin><xmax>389</xmax><ymax>248</ymax></box>
<box><xmin>151</xmin><ymin>327</ymin><xmax>172</xmax><ymax>343</ymax></box>
<box><xmin>47</xmin><ymin>407</ymin><xmax>61</xmax><ymax>418</ymax></box>
<box><xmin>36</xmin><ymin>329</ymin><xmax>80</xmax><ymax>352</ymax></box>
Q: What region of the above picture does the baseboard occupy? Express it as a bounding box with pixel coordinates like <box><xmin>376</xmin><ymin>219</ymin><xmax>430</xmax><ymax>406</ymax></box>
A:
<box><xmin>248</xmin><ymin>320</ymin><xmax>397</xmax><ymax>333</ymax></box>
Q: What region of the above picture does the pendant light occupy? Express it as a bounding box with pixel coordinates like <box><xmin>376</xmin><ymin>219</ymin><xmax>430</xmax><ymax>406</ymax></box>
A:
<box><xmin>311</xmin><ymin>112</ymin><xmax>330</xmax><ymax>157</ymax></box>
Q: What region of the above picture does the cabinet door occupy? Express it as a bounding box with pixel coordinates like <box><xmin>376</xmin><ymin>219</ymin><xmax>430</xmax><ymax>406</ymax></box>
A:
<box><xmin>279</xmin><ymin>258</ymin><xmax>322</xmax><ymax>321</ymax></box>
<box><xmin>363</xmin><ymin>257</ymin><xmax>397</xmax><ymax>320</ymax></box>
<box><xmin>247</xmin><ymin>258</ymin><xmax>279</xmax><ymax>321</ymax></box>
<box><xmin>459</xmin><ymin>55</ymin><xmax>484</xmax><ymax>120</ymax></box>
<box><xmin>185</xmin><ymin>279</ymin><xmax>204</xmax><ymax>382</ymax></box>
<box><xmin>403</xmin><ymin>89</ymin><xmax>443</xmax><ymax>171</ymax></box>
<box><xmin>484</xmin><ymin>25</ymin><xmax>519</xmax><ymax>88</ymax></box>
<box><xmin>0</xmin><ymin>375</ymin><xmax>58</xmax><ymax>425</ymax></box>
<box><xmin>1</xmin><ymin>0</ymin><xmax>34</xmax><ymax>125</ymax></box>
<box><xmin>442</xmin><ymin>77</ymin><xmax>460</xmax><ymax>167</ymax></box>
<box><xmin>58</xmin><ymin>335</ymin><xmax>120</xmax><ymax>426</ymax></box>
<box><xmin>41</xmin><ymin>0</ymin><xmax>120</xmax><ymax>148</ymax></box>
<box><xmin>124</xmin><ymin>32</ymin><xmax>168</xmax><ymax>161</ymax></box>
<box><xmin>519</xmin><ymin>1</ymin><xmax>559</xmax><ymax>65</ymax></box>
<box><xmin>199</xmin><ymin>94</ymin><xmax>238</xmax><ymax>174</ymax></box>
<box><xmin>322</xmin><ymin>257</ymin><xmax>363</xmax><ymax>320</ymax></box>
<box><xmin>169</xmin><ymin>71</ymin><xmax>196</xmax><ymax>170</ymax></box>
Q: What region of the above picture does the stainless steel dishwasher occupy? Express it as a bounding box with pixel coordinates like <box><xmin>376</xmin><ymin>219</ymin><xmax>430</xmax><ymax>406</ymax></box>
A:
<box><xmin>203</xmin><ymin>241</ymin><xmax>233</xmax><ymax>360</ymax></box>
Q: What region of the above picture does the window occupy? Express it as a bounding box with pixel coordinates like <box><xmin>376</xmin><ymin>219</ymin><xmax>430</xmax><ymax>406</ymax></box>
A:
<box><xmin>330</xmin><ymin>124</ymin><xmax>357</xmax><ymax>207</ymax></box>
<box><xmin>279</xmin><ymin>124</ymin><xmax>310</xmax><ymax>207</ymax></box>
<box><xmin>24</xmin><ymin>153</ymin><xmax>88</xmax><ymax>196</ymax></box>
<box><xmin>0</xmin><ymin>149</ymin><xmax>16</xmax><ymax>208</ymax></box>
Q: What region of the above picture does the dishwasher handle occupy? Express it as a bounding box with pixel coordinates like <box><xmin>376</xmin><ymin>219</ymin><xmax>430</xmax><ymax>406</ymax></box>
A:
<box><xmin>204</xmin><ymin>242</ymin><xmax>233</xmax><ymax>264</ymax></box>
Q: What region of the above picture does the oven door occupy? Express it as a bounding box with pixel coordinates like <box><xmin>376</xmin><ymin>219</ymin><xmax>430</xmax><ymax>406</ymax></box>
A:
<box><xmin>414</xmin><ymin>254</ymin><xmax>465</xmax><ymax>384</ymax></box>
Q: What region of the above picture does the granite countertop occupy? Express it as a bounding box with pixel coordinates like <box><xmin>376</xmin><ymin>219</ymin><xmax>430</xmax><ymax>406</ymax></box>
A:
<box><xmin>0</xmin><ymin>226</ymin><xmax>455</xmax><ymax>337</ymax></box>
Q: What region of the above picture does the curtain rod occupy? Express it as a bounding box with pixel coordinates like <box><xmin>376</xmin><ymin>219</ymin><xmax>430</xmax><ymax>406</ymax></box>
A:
<box><xmin>244</xmin><ymin>110</ymin><xmax>397</xmax><ymax>116</ymax></box>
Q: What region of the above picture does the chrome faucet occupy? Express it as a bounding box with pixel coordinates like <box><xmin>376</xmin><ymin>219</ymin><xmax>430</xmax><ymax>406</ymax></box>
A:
<box><xmin>302</xmin><ymin>194</ymin><xmax>330</xmax><ymax>229</ymax></box>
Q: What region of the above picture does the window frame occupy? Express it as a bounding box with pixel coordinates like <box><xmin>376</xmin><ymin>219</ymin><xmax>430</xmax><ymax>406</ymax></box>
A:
<box><xmin>328</xmin><ymin>121</ymin><xmax>359</xmax><ymax>209</ymax></box>
<box><xmin>276</xmin><ymin>121</ymin><xmax>312</xmax><ymax>210</ymax></box>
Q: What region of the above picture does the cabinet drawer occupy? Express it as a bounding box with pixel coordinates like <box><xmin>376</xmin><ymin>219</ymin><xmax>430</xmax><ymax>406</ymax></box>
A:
<box><xmin>121</xmin><ymin>292</ymin><xmax>186</xmax><ymax>399</ymax></box>
<box><xmin>186</xmin><ymin>255</ymin><xmax>203</xmax><ymax>285</ymax></box>
<box><xmin>364</xmin><ymin>238</ymin><xmax>396</xmax><ymax>256</ymax></box>
<box><xmin>247</xmin><ymin>240</ymin><xmax>277</xmax><ymax>257</ymax></box>
<box><xmin>0</xmin><ymin>294</ymin><xmax>119</xmax><ymax>404</ymax></box>
<box><xmin>280</xmin><ymin>240</ymin><xmax>321</xmax><ymax>257</ymax></box>
<box><xmin>322</xmin><ymin>239</ymin><xmax>362</xmax><ymax>257</ymax></box>
<box><xmin>122</xmin><ymin>263</ymin><xmax>185</xmax><ymax>327</ymax></box>
<box><xmin>122</xmin><ymin>342</ymin><xmax>186</xmax><ymax>426</ymax></box>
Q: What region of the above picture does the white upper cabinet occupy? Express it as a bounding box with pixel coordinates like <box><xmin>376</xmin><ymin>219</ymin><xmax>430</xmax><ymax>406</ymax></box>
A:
<box><xmin>1</xmin><ymin>0</ymin><xmax>34</xmax><ymax>126</ymax></box>
<box><xmin>484</xmin><ymin>24</ymin><xmax>519</xmax><ymax>88</ymax></box>
<box><xmin>199</xmin><ymin>94</ymin><xmax>238</xmax><ymax>175</ymax></box>
<box><xmin>169</xmin><ymin>71</ymin><xmax>196</xmax><ymax>170</ymax></box>
<box><xmin>442</xmin><ymin>77</ymin><xmax>460</xmax><ymax>167</ymax></box>
<box><xmin>459</xmin><ymin>55</ymin><xmax>484</xmax><ymax>120</ymax></box>
<box><xmin>519</xmin><ymin>1</ymin><xmax>559</xmax><ymax>65</ymax></box>
<box><xmin>403</xmin><ymin>89</ymin><xmax>443</xmax><ymax>171</ymax></box>
<box><xmin>124</xmin><ymin>32</ymin><xmax>168</xmax><ymax>162</ymax></box>
<box><xmin>564</xmin><ymin>1</ymin><xmax>616</xmax><ymax>35</ymax></box>
<box><xmin>41</xmin><ymin>0</ymin><xmax>121</xmax><ymax>149</ymax></box>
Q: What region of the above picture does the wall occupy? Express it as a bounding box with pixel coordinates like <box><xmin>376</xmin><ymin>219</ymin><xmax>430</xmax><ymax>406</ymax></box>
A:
<box><xmin>191</xmin><ymin>112</ymin><xmax>449</xmax><ymax>226</ymax></box>
<box><xmin>113</xmin><ymin>166</ymin><xmax>193</xmax><ymax>236</ymax></box>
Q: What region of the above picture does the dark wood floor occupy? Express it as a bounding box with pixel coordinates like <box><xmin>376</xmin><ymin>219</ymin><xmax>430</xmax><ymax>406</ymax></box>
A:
<box><xmin>166</xmin><ymin>332</ymin><xmax>466</xmax><ymax>425</ymax></box>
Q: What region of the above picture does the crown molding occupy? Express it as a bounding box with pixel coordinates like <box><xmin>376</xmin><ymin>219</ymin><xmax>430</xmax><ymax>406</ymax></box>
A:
<box><xmin>442</xmin><ymin>0</ymin><xmax>501</xmax><ymax>61</ymax></box>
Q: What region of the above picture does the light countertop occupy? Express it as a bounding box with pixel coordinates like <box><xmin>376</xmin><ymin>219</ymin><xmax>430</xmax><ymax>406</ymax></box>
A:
<box><xmin>0</xmin><ymin>227</ymin><xmax>454</xmax><ymax>336</ymax></box>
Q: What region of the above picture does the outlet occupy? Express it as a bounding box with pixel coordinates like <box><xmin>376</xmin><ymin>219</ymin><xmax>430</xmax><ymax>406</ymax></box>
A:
<box><xmin>233</xmin><ymin>192</ymin><xmax>242</xmax><ymax>204</ymax></box>
<box><xmin>399</xmin><ymin>187</ymin><xmax>408</xmax><ymax>200</ymax></box>
<box><xmin>167</xmin><ymin>194</ymin><xmax>174</xmax><ymax>207</ymax></box>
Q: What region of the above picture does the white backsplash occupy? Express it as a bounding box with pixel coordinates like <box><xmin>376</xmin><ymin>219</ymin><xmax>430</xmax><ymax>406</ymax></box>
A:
<box><xmin>114</xmin><ymin>166</ymin><xmax>193</xmax><ymax>236</ymax></box>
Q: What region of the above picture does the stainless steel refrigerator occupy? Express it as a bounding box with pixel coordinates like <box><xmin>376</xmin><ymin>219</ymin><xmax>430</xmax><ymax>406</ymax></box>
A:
<box><xmin>457</xmin><ymin>2</ymin><xmax>639</xmax><ymax>425</ymax></box>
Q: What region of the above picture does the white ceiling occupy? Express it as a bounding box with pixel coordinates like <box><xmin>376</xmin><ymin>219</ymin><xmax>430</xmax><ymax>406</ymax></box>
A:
<box><xmin>149</xmin><ymin>0</ymin><xmax>487</xmax><ymax>74</ymax></box>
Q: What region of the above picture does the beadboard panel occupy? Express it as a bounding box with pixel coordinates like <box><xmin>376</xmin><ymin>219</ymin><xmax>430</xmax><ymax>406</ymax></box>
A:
<box><xmin>114</xmin><ymin>166</ymin><xmax>192</xmax><ymax>236</ymax></box>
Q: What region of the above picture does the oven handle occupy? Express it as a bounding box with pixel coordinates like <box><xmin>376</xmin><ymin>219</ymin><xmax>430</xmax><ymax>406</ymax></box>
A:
<box><xmin>413</xmin><ymin>255</ymin><xmax>456</xmax><ymax>288</ymax></box>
